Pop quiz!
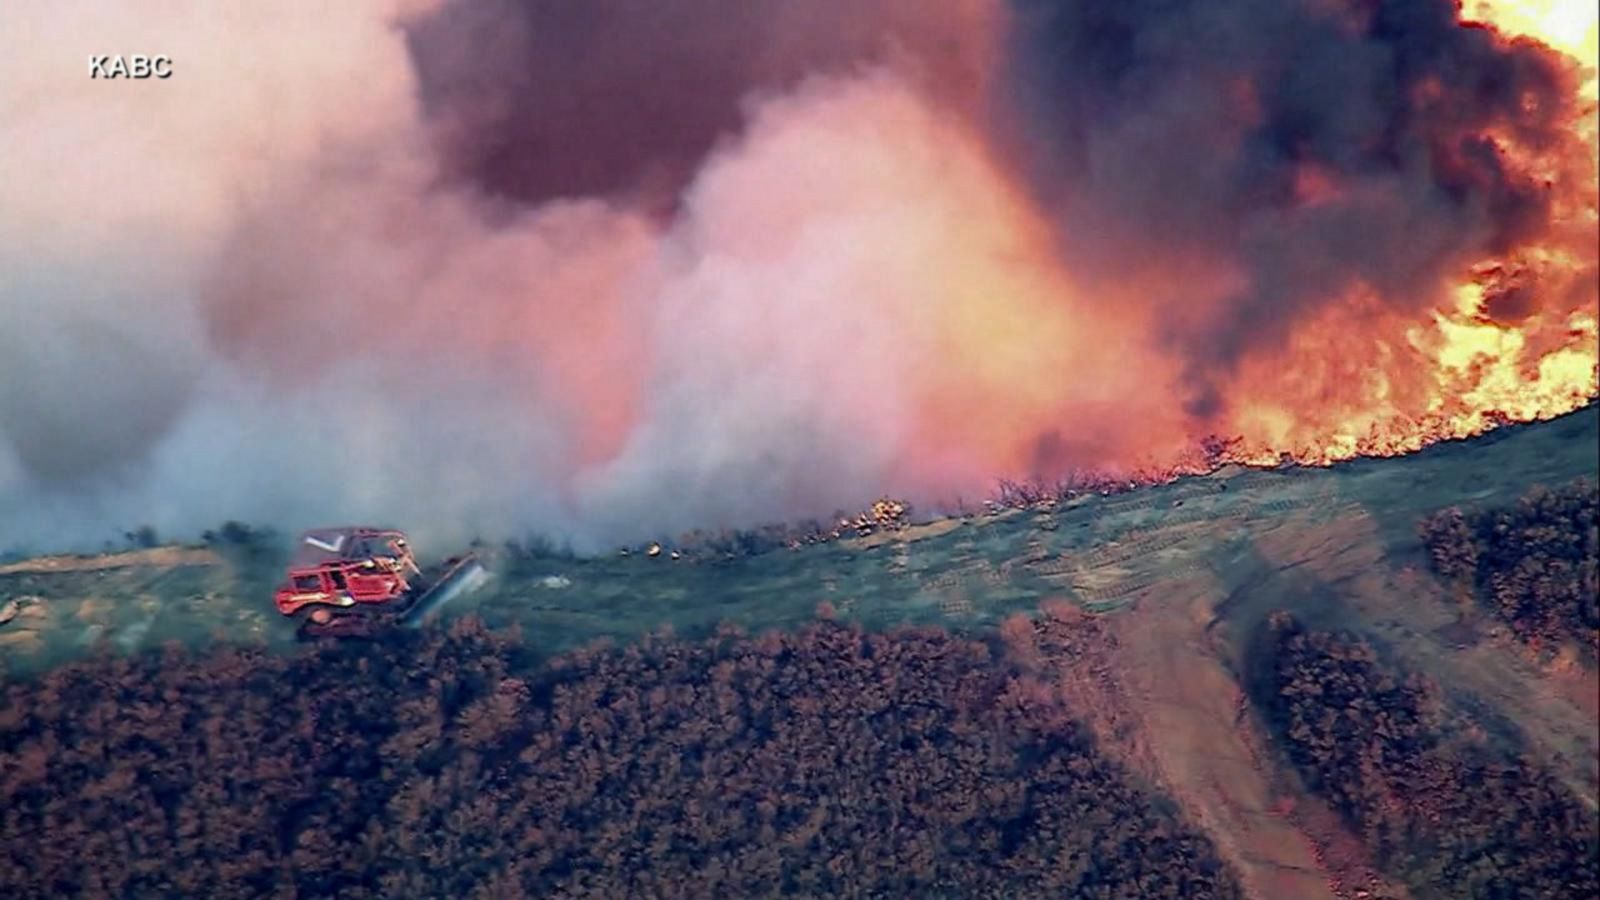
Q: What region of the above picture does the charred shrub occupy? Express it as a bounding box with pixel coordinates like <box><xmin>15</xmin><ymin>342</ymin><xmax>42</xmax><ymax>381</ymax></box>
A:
<box><xmin>0</xmin><ymin>619</ymin><xmax>1240</xmax><ymax>899</ymax></box>
<box><xmin>1253</xmin><ymin>613</ymin><xmax>1599</xmax><ymax>898</ymax></box>
<box><xmin>122</xmin><ymin>525</ymin><xmax>159</xmax><ymax>549</ymax></box>
<box><xmin>199</xmin><ymin>521</ymin><xmax>281</xmax><ymax>567</ymax></box>
<box><xmin>1421</xmin><ymin>479</ymin><xmax>1599</xmax><ymax>652</ymax></box>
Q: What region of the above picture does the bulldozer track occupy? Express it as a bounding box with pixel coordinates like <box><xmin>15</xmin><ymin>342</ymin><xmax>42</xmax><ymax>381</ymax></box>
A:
<box><xmin>925</xmin><ymin>562</ymin><xmax>995</xmax><ymax>591</ymax></box>
<box><xmin>938</xmin><ymin>594</ymin><xmax>976</xmax><ymax>617</ymax></box>
<box><xmin>1231</xmin><ymin>485</ymin><xmax>1340</xmax><ymax>518</ymax></box>
<box><xmin>1072</xmin><ymin>556</ymin><xmax>1217</xmax><ymax>605</ymax></box>
<box><xmin>1073</xmin><ymin>530</ymin><xmax>1191</xmax><ymax>568</ymax></box>
<box><xmin>1155</xmin><ymin>506</ymin><xmax>1249</xmax><ymax>529</ymax></box>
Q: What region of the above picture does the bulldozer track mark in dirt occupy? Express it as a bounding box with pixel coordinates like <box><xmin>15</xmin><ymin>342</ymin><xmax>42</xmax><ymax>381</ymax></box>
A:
<box><xmin>1036</xmin><ymin>569</ymin><xmax>1087</xmax><ymax>586</ymax></box>
<box><xmin>924</xmin><ymin>562</ymin><xmax>999</xmax><ymax>591</ymax></box>
<box><xmin>1103</xmin><ymin>496</ymin><xmax>1161</xmax><ymax>513</ymax></box>
<box><xmin>1146</xmin><ymin>506</ymin><xmax>1241</xmax><ymax>529</ymax></box>
<box><xmin>1025</xmin><ymin>556</ymin><xmax>1079</xmax><ymax>578</ymax></box>
<box><xmin>1073</xmin><ymin>559</ymin><xmax>1214</xmax><ymax>604</ymax></box>
<box><xmin>1077</xmin><ymin>574</ymin><xmax>1166</xmax><ymax>604</ymax></box>
<box><xmin>1238</xmin><ymin>485</ymin><xmax>1341</xmax><ymax>516</ymax></box>
<box><xmin>937</xmin><ymin>595</ymin><xmax>975</xmax><ymax>617</ymax></box>
<box><xmin>1074</xmin><ymin>531</ymin><xmax>1193</xmax><ymax>568</ymax></box>
<box><xmin>1254</xmin><ymin>496</ymin><xmax>1318</xmax><ymax>514</ymax></box>
<box><xmin>1091</xmin><ymin>504</ymin><xmax>1256</xmax><ymax>542</ymax></box>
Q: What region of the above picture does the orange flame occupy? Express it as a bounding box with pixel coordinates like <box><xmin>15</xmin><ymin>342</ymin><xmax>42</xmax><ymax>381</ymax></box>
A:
<box><xmin>1201</xmin><ymin>1</ymin><xmax>1600</xmax><ymax>469</ymax></box>
<box><xmin>908</xmin><ymin>0</ymin><xmax>1599</xmax><ymax>489</ymax></box>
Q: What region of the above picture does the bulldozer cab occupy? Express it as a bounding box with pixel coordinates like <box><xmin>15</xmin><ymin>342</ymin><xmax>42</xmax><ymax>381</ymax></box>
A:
<box><xmin>274</xmin><ymin>527</ymin><xmax>418</xmax><ymax>617</ymax></box>
<box><xmin>273</xmin><ymin>527</ymin><xmax>489</xmax><ymax>637</ymax></box>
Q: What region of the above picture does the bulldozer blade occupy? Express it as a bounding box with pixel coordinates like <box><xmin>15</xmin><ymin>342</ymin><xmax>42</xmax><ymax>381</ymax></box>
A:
<box><xmin>400</xmin><ymin>556</ymin><xmax>490</xmax><ymax>628</ymax></box>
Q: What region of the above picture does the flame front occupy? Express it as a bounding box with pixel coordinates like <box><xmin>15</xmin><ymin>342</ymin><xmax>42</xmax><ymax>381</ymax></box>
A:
<box><xmin>1192</xmin><ymin>1</ymin><xmax>1600</xmax><ymax>469</ymax></box>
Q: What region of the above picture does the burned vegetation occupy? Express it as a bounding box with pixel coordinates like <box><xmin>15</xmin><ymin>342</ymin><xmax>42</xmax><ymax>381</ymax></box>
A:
<box><xmin>0</xmin><ymin>618</ymin><xmax>1239</xmax><ymax>899</ymax></box>
<box><xmin>1422</xmin><ymin>478</ymin><xmax>1599</xmax><ymax>654</ymax></box>
<box><xmin>1252</xmin><ymin>613</ymin><xmax>1599</xmax><ymax>899</ymax></box>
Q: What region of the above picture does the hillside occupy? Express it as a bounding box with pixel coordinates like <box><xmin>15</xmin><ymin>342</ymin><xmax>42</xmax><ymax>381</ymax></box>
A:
<box><xmin>4</xmin><ymin>408</ymin><xmax>1595</xmax><ymax>662</ymax></box>
<box><xmin>1</xmin><ymin>406</ymin><xmax>1596</xmax><ymax>898</ymax></box>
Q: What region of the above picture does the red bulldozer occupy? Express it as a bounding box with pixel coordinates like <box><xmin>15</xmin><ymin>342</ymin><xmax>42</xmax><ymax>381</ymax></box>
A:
<box><xmin>274</xmin><ymin>526</ymin><xmax>488</xmax><ymax>637</ymax></box>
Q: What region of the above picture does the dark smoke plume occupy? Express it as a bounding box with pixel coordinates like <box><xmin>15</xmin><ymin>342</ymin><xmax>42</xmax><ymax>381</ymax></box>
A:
<box><xmin>406</xmin><ymin>0</ymin><xmax>997</xmax><ymax>212</ymax></box>
<box><xmin>996</xmin><ymin>0</ymin><xmax>1588</xmax><ymax>416</ymax></box>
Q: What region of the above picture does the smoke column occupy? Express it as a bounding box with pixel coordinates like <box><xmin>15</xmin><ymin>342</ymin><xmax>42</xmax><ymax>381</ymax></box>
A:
<box><xmin>997</xmin><ymin>0</ymin><xmax>1596</xmax><ymax>416</ymax></box>
<box><xmin>1</xmin><ymin>0</ymin><xmax>1594</xmax><ymax>554</ymax></box>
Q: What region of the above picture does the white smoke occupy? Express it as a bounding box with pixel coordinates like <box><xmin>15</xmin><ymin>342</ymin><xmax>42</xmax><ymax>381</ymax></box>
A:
<box><xmin>0</xmin><ymin>1</ymin><xmax>1068</xmax><ymax>554</ymax></box>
